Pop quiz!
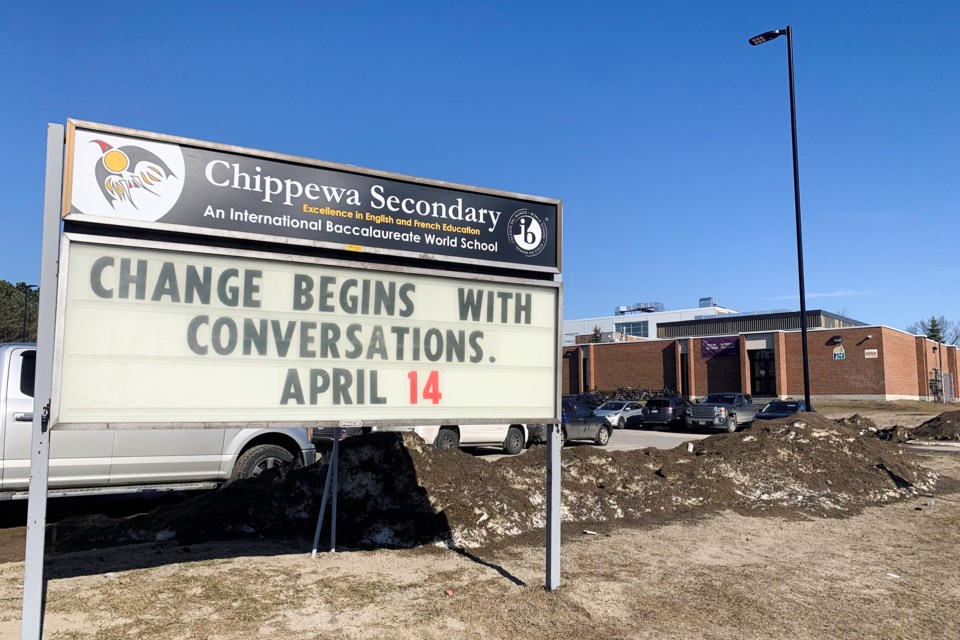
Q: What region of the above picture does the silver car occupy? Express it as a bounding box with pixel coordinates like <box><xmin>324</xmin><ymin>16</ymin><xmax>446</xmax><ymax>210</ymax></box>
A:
<box><xmin>592</xmin><ymin>401</ymin><xmax>644</xmax><ymax>429</ymax></box>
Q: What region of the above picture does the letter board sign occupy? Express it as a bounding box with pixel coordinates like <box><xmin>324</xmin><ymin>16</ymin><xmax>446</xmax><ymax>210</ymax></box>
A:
<box><xmin>53</xmin><ymin>236</ymin><xmax>559</xmax><ymax>427</ymax></box>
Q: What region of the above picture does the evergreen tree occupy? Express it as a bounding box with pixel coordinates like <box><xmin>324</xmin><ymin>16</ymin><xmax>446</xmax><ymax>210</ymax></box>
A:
<box><xmin>590</xmin><ymin>325</ymin><xmax>602</xmax><ymax>343</ymax></box>
<box><xmin>927</xmin><ymin>316</ymin><xmax>945</xmax><ymax>343</ymax></box>
<box><xmin>907</xmin><ymin>315</ymin><xmax>957</xmax><ymax>344</ymax></box>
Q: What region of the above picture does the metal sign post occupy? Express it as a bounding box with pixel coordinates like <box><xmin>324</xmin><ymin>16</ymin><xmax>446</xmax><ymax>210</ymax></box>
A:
<box><xmin>545</xmin><ymin>422</ymin><xmax>561</xmax><ymax>591</ymax></box>
<box><xmin>330</xmin><ymin>427</ymin><xmax>339</xmax><ymax>553</ymax></box>
<box><xmin>311</xmin><ymin>426</ymin><xmax>341</xmax><ymax>557</ymax></box>
<box><xmin>21</xmin><ymin>124</ymin><xmax>65</xmax><ymax>640</ymax></box>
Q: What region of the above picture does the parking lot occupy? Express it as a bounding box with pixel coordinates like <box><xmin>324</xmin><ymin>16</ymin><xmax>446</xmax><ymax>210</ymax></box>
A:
<box><xmin>475</xmin><ymin>424</ymin><xmax>711</xmax><ymax>460</ymax></box>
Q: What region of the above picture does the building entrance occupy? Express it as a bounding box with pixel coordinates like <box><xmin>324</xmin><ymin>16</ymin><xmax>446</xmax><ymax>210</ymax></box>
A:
<box><xmin>749</xmin><ymin>349</ymin><xmax>776</xmax><ymax>397</ymax></box>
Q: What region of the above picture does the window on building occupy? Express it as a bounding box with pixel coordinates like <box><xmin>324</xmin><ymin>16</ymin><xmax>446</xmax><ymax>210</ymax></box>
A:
<box><xmin>615</xmin><ymin>321</ymin><xmax>649</xmax><ymax>338</ymax></box>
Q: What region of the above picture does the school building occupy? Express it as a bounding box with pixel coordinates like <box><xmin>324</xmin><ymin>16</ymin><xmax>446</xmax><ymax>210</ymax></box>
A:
<box><xmin>562</xmin><ymin>310</ymin><xmax>958</xmax><ymax>403</ymax></box>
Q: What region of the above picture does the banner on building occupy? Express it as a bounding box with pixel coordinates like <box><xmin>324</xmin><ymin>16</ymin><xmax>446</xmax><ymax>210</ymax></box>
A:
<box><xmin>700</xmin><ymin>336</ymin><xmax>739</xmax><ymax>358</ymax></box>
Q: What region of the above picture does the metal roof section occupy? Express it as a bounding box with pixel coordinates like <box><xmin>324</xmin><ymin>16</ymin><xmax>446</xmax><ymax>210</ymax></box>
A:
<box><xmin>657</xmin><ymin>309</ymin><xmax>868</xmax><ymax>339</ymax></box>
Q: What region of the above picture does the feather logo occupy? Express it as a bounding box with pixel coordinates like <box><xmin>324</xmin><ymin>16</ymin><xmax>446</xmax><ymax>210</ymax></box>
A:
<box><xmin>91</xmin><ymin>140</ymin><xmax>178</xmax><ymax>210</ymax></box>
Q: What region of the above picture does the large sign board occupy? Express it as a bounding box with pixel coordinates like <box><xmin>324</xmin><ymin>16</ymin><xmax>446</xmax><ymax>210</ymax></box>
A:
<box><xmin>63</xmin><ymin>120</ymin><xmax>560</xmax><ymax>273</ymax></box>
<box><xmin>52</xmin><ymin>236</ymin><xmax>560</xmax><ymax>428</ymax></box>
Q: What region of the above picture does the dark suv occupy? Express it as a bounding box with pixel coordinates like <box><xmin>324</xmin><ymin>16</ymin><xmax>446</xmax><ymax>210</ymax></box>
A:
<box><xmin>529</xmin><ymin>398</ymin><xmax>611</xmax><ymax>446</ymax></box>
<box><xmin>629</xmin><ymin>396</ymin><xmax>688</xmax><ymax>428</ymax></box>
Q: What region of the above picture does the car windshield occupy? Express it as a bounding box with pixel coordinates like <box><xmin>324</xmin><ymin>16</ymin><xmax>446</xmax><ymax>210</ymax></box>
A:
<box><xmin>704</xmin><ymin>394</ymin><xmax>736</xmax><ymax>404</ymax></box>
<box><xmin>646</xmin><ymin>399</ymin><xmax>670</xmax><ymax>408</ymax></box>
<box><xmin>763</xmin><ymin>401</ymin><xmax>800</xmax><ymax>413</ymax></box>
<box><xmin>598</xmin><ymin>401</ymin><xmax>627</xmax><ymax>411</ymax></box>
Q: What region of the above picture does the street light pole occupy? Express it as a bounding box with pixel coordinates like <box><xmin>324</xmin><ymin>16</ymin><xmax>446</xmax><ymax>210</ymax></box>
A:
<box><xmin>21</xmin><ymin>284</ymin><xmax>38</xmax><ymax>342</ymax></box>
<box><xmin>749</xmin><ymin>25</ymin><xmax>813</xmax><ymax>412</ymax></box>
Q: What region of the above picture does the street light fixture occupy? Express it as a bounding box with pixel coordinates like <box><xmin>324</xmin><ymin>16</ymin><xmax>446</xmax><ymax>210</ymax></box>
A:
<box><xmin>21</xmin><ymin>284</ymin><xmax>38</xmax><ymax>342</ymax></box>
<box><xmin>749</xmin><ymin>25</ymin><xmax>813</xmax><ymax>413</ymax></box>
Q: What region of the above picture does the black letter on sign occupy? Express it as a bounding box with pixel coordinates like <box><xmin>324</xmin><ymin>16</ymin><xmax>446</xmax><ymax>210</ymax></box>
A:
<box><xmin>187</xmin><ymin>315</ymin><xmax>209</xmax><ymax>355</ymax></box>
<box><xmin>280</xmin><ymin>369</ymin><xmax>304</xmax><ymax>405</ymax></box>
<box><xmin>90</xmin><ymin>256</ymin><xmax>115</xmax><ymax>298</ymax></box>
<box><xmin>293</xmin><ymin>274</ymin><xmax>313</xmax><ymax>310</ymax></box>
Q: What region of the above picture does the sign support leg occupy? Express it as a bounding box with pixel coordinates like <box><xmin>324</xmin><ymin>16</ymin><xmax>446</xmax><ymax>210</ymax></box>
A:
<box><xmin>545</xmin><ymin>422</ymin><xmax>561</xmax><ymax>591</ymax></box>
<box><xmin>311</xmin><ymin>444</ymin><xmax>336</xmax><ymax>558</ymax></box>
<box><xmin>21</xmin><ymin>124</ymin><xmax>65</xmax><ymax>640</ymax></box>
<box><xmin>330</xmin><ymin>427</ymin><xmax>339</xmax><ymax>553</ymax></box>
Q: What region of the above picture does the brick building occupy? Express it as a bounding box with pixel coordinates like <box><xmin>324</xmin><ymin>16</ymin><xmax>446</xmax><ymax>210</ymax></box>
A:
<box><xmin>563</xmin><ymin>322</ymin><xmax>958</xmax><ymax>403</ymax></box>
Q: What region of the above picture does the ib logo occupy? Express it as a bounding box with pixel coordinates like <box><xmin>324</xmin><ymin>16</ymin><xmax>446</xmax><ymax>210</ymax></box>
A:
<box><xmin>506</xmin><ymin>208</ymin><xmax>548</xmax><ymax>258</ymax></box>
<box><xmin>72</xmin><ymin>131</ymin><xmax>185</xmax><ymax>222</ymax></box>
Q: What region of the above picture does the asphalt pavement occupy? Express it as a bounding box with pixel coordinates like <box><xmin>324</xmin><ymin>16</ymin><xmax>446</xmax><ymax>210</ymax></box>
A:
<box><xmin>476</xmin><ymin>425</ymin><xmax>713</xmax><ymax>460</ymax></box>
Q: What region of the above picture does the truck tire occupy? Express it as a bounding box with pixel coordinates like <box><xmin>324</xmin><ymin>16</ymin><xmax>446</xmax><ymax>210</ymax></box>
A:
<box><xmin>726</xmin><ymin>415</ymin><xmax>738</xmax><ymax>433</ymax></box>
<box><xmin>232</xmin><ymin>444</ymin><xmax>297</xmax><ymax>480</ymax></box>
<box><xmin>503</xmin><ymin>427</ymin><xmax>525</xmax><ymax>455</ymax></box>
<box><xmin>434</xmin><ymin>428</ymin><xmax>460</xmax><ymax>450</ymax></box>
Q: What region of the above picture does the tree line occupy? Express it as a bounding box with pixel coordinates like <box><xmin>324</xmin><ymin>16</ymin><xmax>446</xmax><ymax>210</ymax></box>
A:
<box><xmin>0</xmin><ymin>280</ymin><xmax>39</xmax><ymax>342</ymax></box>
<box><xmin>907</xmin><ymin>315</ymin><xmax>960</xmax><ymax>345</ymax></box>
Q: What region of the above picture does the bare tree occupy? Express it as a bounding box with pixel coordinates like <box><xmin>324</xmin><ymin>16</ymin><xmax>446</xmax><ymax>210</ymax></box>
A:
<box><xmin>906</xmin><ymin>315</ymin><xmax>960</xmax><ymax>345</ymax></box>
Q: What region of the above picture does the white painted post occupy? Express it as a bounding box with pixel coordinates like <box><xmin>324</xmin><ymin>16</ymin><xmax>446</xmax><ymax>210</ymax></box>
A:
<box><xmin>21</xmin><ymin>124</ymin><xmax>65</xmax><ymax>640</ymax></box>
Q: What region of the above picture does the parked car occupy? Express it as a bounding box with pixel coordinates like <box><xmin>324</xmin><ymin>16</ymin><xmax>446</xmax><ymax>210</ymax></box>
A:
<box><xmin>593</xmin><ymin>400</ymin><xmax>644</xmax><ymax>429</ymax></box>
<box><xmin>364</xmin><ymin>423</ymin><xmax>530</xmax><ymax>455</ymax></box>
<box><xmin>686</xmin><ymin>393</ymin><xmax>758</xmax><ymax>432</ymax></box>
<box><xmin>564</xmin><ymin>393</ymin><xmax>604</xmax><ymax>411</ymax></box>
<box><xmin>755</xmin><ymin>399</ymin><xmax>807</xmax><ymax>420</ymax></box>
<box><xmin>529</xmin><ymin>398</ymin><xmax>611</xmax><ymax>446</ymax></box>
<box><xmin>631</xmin><ymin>396</ymin><xmax>689</xmax><ymax>428</ymax></box>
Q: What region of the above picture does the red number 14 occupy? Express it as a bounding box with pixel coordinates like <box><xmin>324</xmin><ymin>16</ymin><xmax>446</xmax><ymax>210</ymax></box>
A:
<box><xmin>407</xmin><ymin>370</ymin><xmax>442</xmax><ymax>404</ymax></box>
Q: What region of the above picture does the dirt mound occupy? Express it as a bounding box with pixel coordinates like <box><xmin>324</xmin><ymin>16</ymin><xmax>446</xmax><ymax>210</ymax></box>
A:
<box><xmin>835</xmin><ymin>413</ymin><xmax>879</xmax><ymax>431</ymax></box>
<box><xmin>835</xmin><ymin>413</ymin><xmax>912</xmax><ymax>443</ymax></box>
<box><xmin>50</xmin><ymin>416</ymin><xmax>938</xmax><ymax>554</ymax></box>
<box><xmin>911</xmin><ymin>411</ymin><xmax>960</xmax><ymax>441</ymax></box>
<box><xmin>874</xmin><ymin>426</ymin><xmax>914</xmax><ymax>443</ymax></box>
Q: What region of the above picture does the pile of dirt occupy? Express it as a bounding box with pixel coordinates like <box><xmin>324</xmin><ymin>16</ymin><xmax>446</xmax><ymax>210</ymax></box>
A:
<box><xmin>836</xmin><ymin>413</ymin><xmax>913</xmax><ymax>443</ymax></box>
<box><xmin>49</xmin><ymin>413</ymin><xmax>938</xmax><ymax>554</ymax></box>
<box><xmin>911</xmin><ymin>411</ymin><xmax>960</xmax><ymax>441</ymax></box>
<box><xmin>874</xmin><ymin>425</ymin><xmax>914</xmax><ymax>443</ymax></box>
<box><xmin>835</xmin><ymin>413</ymin><xmax>879</xmax><ymax>431</ymax></box>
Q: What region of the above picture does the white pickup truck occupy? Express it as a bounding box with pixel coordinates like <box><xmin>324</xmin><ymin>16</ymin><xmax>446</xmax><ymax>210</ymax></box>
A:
<box><xmin>0</xmin><ymin>343</ymin><xmax>316</xmax><ymax>499</ymax></box>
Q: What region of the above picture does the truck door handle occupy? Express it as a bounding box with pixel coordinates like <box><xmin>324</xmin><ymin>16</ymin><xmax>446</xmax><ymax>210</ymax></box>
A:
<box><xmin>13</xmin><ymin>413</ymin><xmax>33</xmax><ymax>422</ymax></box>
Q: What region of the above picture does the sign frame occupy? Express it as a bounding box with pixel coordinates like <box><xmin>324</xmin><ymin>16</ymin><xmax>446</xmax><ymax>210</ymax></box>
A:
<box><xmin>62</xmin><ymin>119</ymin><xmax>562</xmax><ymax>275</ymax></box>
<box><xmin>49</xmin><ymin>232</ymin><xmax>562</xmax><ymax>431</ymax></box>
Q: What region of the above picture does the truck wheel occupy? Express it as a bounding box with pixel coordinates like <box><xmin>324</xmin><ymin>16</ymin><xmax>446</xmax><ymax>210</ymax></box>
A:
<box><xmin>503</xmin><ymin>427</ymin><xmax>525</xmax><ymax>455</ymax></box>
<box><xmin>232</xmin><ymin>444</ymin><xmax>296</xmax><ymax>480</ymax></box>
<box><xmin>726</xmin><ymin>415</ymin><xmax>738</xmax><ymax>433</ymax></box>
<box><xmin>434</xmin><ymin>428</ymin><xmax>460</xmax><ymax>450</ymax></box>
<box><xmin>595</xmin><ymin>426</ymin><xmax>611</xmax><ymax>446</ymax></box>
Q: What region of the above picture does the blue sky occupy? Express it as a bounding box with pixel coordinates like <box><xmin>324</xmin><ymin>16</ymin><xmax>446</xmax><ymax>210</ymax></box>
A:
<box><xmin>1</xmin><ymin>1</ymin><xmax>957</xmax><ymax>333</ymax></box>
